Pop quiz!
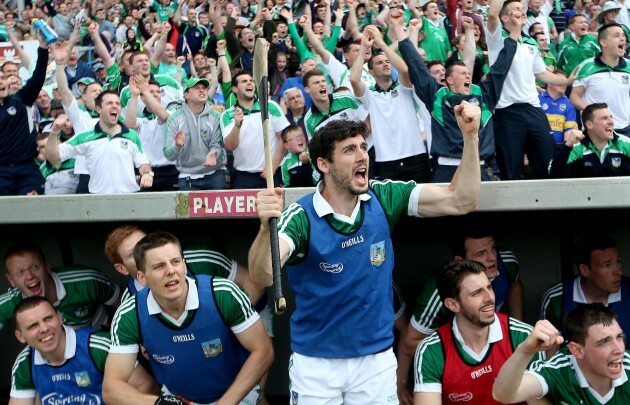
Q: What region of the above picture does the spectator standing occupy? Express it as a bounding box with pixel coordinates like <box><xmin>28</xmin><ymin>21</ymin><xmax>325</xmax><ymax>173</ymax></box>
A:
<box><xmin>164</xmin><ymin>78</ymin><xmax>228</xmax><ymax>190</ymax></box>
<box><xmin>0</xmin><ymin>33</ymin><xmax>49</xmax><ymax>196</ymax></box>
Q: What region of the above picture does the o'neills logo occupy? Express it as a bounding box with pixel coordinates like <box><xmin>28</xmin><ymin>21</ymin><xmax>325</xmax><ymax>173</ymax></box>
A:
<box><xmin>341</xmin><ymin>235</ymin><xmax>364</xmax><ymax>248</ymax></box>
<box><xmin>471</xmin><ymin>365</ymin><xmax>492</xmax><ymax>379</ymax></box>
<box><xmin>152</xmin><ymin>354</ymin><xmax>175</xmax><ymax>364</ymax></box>
<box><xmin>448</xmin><ymin>393</ymin><xmax>473</xmax><ymax>402</ymax></box>
<box><xmin>319</xmin><ymin>262</ymin><xmax>343</xmax><ymax>273</ymax></box>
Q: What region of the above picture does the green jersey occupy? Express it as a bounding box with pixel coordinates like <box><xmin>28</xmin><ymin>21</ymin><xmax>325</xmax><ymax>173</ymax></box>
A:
<box><xmin>303</xmin><ymin>93</ymin><xmax>368</xmax><ymax>139</ymax></box>
<box><xmin>280</xmin><ymin>149</ymin><xmax>320</xmax><ymax>187</ymax></box>
<box><xmin>39</xmin><ymin>157</ymin><xmax>76</xmax><ymax>179</ymax></box>
<box><xmin>410</xmin><ymin>250</ymin><xmax>520</xmax><ymax>335</ymax></box>
<box><xmin>0</xmin><ymin>265</ymin><xmax>120</xmax><ymax>330</ymax></box>
<box><xmin>420</xmin><ymin>17</ymin><xmax>450</xmax><ymax>64</ymax></box>
<box><xmin>10</xmin><ymin>329</ymin><xmax>110</xmax><ymax>397</ymax></box>
<box><xmin>183</xmin><ymin>243</ymin><xmax>236</xmax><ymax>280</ymax></box>
<box><xmin>151</xmin><ymin>0</ymin><xmax>178</xmax><ymax>22</ymax></box>
<box><xmin>110</xmin><ymin>277</ymin><xmax>257</xmax><ymax>351</ymax></box>
<box><xmin>280</xmin><ymin>179</ymin><xmax>418</xmax><ymax>263</ymax></box>
<box><xmin>414</xmin><ymin>317</ymin><xmax>541</xmax><ymax>391</ymax></box>
<box><xmin>528</xmin><ymin>347</ymin><xmax>630</xmax><ymax>404</ymax></box>
<box><xmin>556</xmin><ymin>33</ymin><xmax>600</xmax><ymax>75</ymax></box>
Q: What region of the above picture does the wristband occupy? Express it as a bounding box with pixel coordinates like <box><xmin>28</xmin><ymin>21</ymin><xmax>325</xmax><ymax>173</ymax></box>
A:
<box><xmin>154</xmin><ymin>395</ymin><xmax>185</xmax><ymax>405</ymax></box>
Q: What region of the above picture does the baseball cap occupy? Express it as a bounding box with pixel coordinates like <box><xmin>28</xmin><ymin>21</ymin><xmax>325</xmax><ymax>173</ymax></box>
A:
<box><xmin>92</xmin><ymin>62</ymin><xmax>105</xmax><ymax>73</ymax></box>
<box><xmin>184</xmin><ymin>77</ymin><xmax>210</xmax><ymax>92</ymax></box>
<box><xmin>77</xmin><ymin>77</ymin><xmax>95</xmax><ymax>86</ymax></box>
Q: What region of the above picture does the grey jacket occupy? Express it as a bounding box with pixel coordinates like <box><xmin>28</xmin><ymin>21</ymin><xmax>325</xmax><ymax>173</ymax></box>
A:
<box><xmin>163</xmin><ymin>102</ymin><xmax>226</xmax><ymax>176</ymax></box>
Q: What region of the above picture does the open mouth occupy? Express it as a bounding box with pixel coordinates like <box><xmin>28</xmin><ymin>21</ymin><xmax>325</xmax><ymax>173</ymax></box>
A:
<box><xmin>609</xmin><ymin>358</ymin><xmax>623</xmax><ymax>374</ymax></box>
<box><xmin>480</xmin><ymin>304</ymin><xmax>495</xmax><ymax>316</ymax></box>
<box><xmin>464</xmin><ymin>81</ymin><xmax>471</xmax><ymax>89</ymax></box>
<box><xmin>165</xmin><ymin>280</ymin><xmax>179</xmax><ymax>290</ymax></box>
<box><xmin>354</xmin><ymin>166</ymin><xmax>368</xmax><ymax>187</ymax></box>
<box><xmin>27</xmin><ymin>281</ymin><xmax>41</xmax><ymax>295</ymax></box>
<box><xmin>40</xmin><ymin>333</ymin><xmax>54</xmax><ymax>344</ymax></box>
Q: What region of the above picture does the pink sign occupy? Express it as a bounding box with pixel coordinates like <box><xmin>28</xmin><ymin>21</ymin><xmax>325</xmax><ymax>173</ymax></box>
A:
<box><xmin>189</xmin><ymin>190</ymin><xmax>259</xmax><ymax>218</ymax></box>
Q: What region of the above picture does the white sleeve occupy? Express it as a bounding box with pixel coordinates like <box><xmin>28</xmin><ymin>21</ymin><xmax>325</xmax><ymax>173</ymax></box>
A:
<box><xmin>484</xmin><ymin>25</ymin><xmax>505</xmax><ymax>66</ymax></box>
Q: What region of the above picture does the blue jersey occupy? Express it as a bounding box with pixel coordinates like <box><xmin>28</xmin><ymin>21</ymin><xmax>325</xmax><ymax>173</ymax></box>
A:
<box><xmin>287</xmin><ymin>190</ymin><xmax>395</xmax><ymax>358</ymax></box>
<box><xmin>562</xmin><ymin>276</ymin><xmax>630</xmax><ymax>338</ymax></box>
<box><xmin>136</xmin><ymin>275</ymin><xmax>249</xmax><ymax>403</ymax></box>
<box><xmin>539</xmin><ymin>91</ymin><xmax>578</xmax><ymax>144</ymax></box>
<box><xmin>31</xmin><ymin>328</ymin><xmax>104</xmax><ymax>405</ymax></box>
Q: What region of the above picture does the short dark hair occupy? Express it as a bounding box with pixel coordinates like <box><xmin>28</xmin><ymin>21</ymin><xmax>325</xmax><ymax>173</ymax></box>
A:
<box><xmin>421</xmin><ymin>0</ymin><xmax>437</xmax><ymax>13</ymax></box>
<box><xmin>13</xmin><ymin>296</ymin><xmax>55</xmax><ymax>330</ymax></box>
<box><xmin>281</xmin><ymin>124</ymin><xmax>301</xmax><ymax>142</ymax></box>
<box><xmin>448</xmin><ymin>230</ymin><xmax>495</xmax><ymax>258</ymax></box>
<box><xmin>500</xmin><ymin>0</ymin><xmax>522</xmax><ymax>17</ymax></box>
<box><xmin>567</xmin><ymin>13</ymin><xmax>586</xmax><ymax>25</ymax></box>
<box><xmin>598</xmin><ymin>23</ymin><xmax>623</xmax><ymax>44</ymax></box>
<box><xmin>302</xmin><ymin>68</ymin><xmax>326</xmax><ymax>87</ymax></box>
<box><xmin>129</xmin><ymin>51</ymin><xmax>147</xmax><ymax>65</ymax></box>
<box><xmin>445</xmin><ymin>60</ymin><xmax>467</xmax><ymax>78</ymax></box>
<box><xmin>532</xmin><ymin>32</ymin><xmax>546</xmax><ymax>42</ymax></box>
<box><xmin>563</xmin><ymin>303</ymin><xmax>617</xmax><ymax>345</ymax></box>
<box><xmin>427</xmin><ymin>60</ymin><xmax>445</xmax><ymax>70</ymax></box>
<box><xmin>581</xmin><ymin>103</ymin><xmax>609</xmax><ymax>127</ymax></box>
<box><xmin>133</xmin><ymin>231</ymin><xmax>181</xmax><ymax>273</ymax></box>
<box><xmin>231</xmin><ymin>70</ymin><xmax>252</xmax><ymax>87</ymax></box>
<box><xmin>343</xmin><ymin>41</ymin><xmax>360</xmax><ymax>54</ymax></box>
<box><xmin>436</xmin><ymin>260</ymin><xmax>487</xmax><ymax>304</ymax></box>
<box><xmin>4</xmin><ymin>242</ymin><xmax>47</xmax><ymax>273</ymax></box>
<box><xmin>82</xmin><ymin>81</ymin><xmax>103</xmax><ymax>95</ymax></box>
<box><xmin>308</xmin><ymin>120</ymin><xmax>368</xmax><ymax>178</ymax></box>
<box><xmin>367</xmin><ymin>51</ymin><xmax>384</xmax><ymax>70</ymax></box>
<box><xmin>95</xmin><ymin>90</ymin><xmax>120</xmax><ymax>108</ymax></box>
<box><xmin>528</xmin><ymin>22</ymin><xmax>543</xmax><ymax>35</ymax></box>
<box><xmin>573</xmin><ymin>233</ymin><xmax>617</xmax><ymax>268</ymax></box>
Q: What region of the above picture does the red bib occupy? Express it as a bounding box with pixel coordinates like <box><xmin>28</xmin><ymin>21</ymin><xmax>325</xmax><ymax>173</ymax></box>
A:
<box><xmin>437</xmin><ymin>313</ymin><xmax>523</xmax><ymax>405</ymax></box>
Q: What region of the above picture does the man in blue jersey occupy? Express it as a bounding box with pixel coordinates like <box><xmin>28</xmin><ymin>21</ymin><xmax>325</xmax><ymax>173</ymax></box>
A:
<box><xmin>104</xmin><ymin>231</ymin><xmax>273</xmax><ymax>405</ymax></box>
<box><xmin>249</xmin><ymin>101</ymin><xmax>482</xmax><ymax>403</ymax></box>
<box><xmin>9</xmin><ymin>296</ymin><xmax>157</xmax><ymax>405</ymax></box>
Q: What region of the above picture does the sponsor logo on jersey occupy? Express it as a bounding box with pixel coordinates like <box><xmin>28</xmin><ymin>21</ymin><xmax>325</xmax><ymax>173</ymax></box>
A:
<box><xmin>75</xmin><ymin>371</ymin><xmax>91</xmax><ymax>387</ymax></box>
<box><xmin>173</xmin><ymin>333</ymin><xmax>195</xmax><ymax>342</ymax></box>
<box><xmin>7</xmin><ymin>106</ymin><xmax>16</xmax><ymax>115</ymax></box>
<box><xmin>319</xmin><ymin>262</ymin><xmax>344</xmax><ymax>273</ymax></box>
<box><xmin>202</xmin><ymin>338</ymin><xmax>223</xmax><ymax>358</ymax></box>
<box><xmin>152</xmin><ymin>354</ymin><xmax>175</xmax><ymax>364</ymax></box>
<box><xmin>51</xmin><ymin>373</ymin><xmax>71</xmax><ymax>382</ymax></box>
<box><xmin>74</xmin><ymin>305</ymin><xmax>88</xmax><ymax>318</ymax></box>
<box><xmin>470</xmin><ymin>365</ymin><xmax>492</xmax><ymax>379</ymax></box>
<box><xmin>612</xmin><ymin>157</ymin><xmax>622</xmax><ymax>168</ymax></box>
<box><xmin>448</xmin><ymin>392</ymin><xmax>473</xmax><ymax>402</ymax></box>
<box><xmin>370</xmin><ymin>241</ymin><xmax>385</xmax><ymax>267</ymax></box>
<box><xmin>341</xmin><ymin>235</ymin><xmax>364</xmax><ymax>249</ymax></box>
<box><xmin>41</xmin><ymin>392</ymin><xmax>101</xmax><ymax>405</ymax></box>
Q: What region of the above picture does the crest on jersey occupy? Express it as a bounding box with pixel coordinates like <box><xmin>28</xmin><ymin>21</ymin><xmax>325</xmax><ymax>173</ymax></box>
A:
<box><xmin>202</xmin><ymin>338</ymin><xmax>223</xmax><ymax>358</ymax></box>
<box><xmin>370</xmin><ymin>241</ymin><xmax>385</xmax><ymax>267</ymax></box>
<box><xmin>612</xmin><ymin>157</ymin><xmax>622</xmax><ymax>168</ymax></box>
<box><xmin>74</xmin><ymin>305</ymin><xmax>88</xmax><ymax>318</ymax></box>
<box><xmin>75</xmin><ymin>371</ymin><xmax>91</xmax><ymax>387</ymax></box>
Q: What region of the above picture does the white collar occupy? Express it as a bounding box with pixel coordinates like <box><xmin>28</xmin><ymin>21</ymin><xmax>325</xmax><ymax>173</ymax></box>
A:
<box><xmin>312</xmin><ymin>182</ymin><xmax>371</xmax><ymax>224</ymax></box>
<box><xmin>569</xmin><ymin>354</ymin><xmax>628</xmax><ymax>403</ymax></box>
<box><xmin>33</xmin><ymin>325</ymin><xmax>75</xmax><ymax>366</ymax></box>
<box><xmin>452</xmin><ymin>314</ymin><xmax>503</xmax><ymax>362</ymax></box>
<box><xmin>573</xmin><ymin>276</ymin><xmax>621</xmax><ymax>305</ymax></box>
<box><xmin>147</xmin><ymin>277</ymin><xmax>199</xmax><ymax>325</ymax></box>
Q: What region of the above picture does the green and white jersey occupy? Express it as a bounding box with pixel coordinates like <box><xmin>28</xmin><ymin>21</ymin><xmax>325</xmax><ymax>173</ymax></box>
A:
<box><xmin>183</xmin><ymin>243</ymin><xmax>236</xmax><ymax>280</ymax></box>
<box><xmin>151</xmin><ymin>0</ymin><xmax>179</xmax><ymax>22</ymax></box>
<box><xmin>279</xmin><ymin>180</ymin><xmax>420</xmax><ymax>263</ymax></box>
<box><xmin>120</xmin><ymin>74</ymin><xmax>183</xmax><ymax>110</ymax></box>
<box><xmin>410</xmin><ymin>250</ymin><xmax>520</xmax><ymax>335</ymax></box>
<box><xmin>0</xmin><ymin>266</ymin><xmax>120</xmax><ymax>330</ymax></box>
<box><xmin>10</xmin><ymin>328</ymin><xmax>110</xmax><ymax>398</ymax></box>
<box><xmin>110</xmin><ymin>277</ymin><xmax>258</xmax><ymax>352</ymax></box>
<box><xmin>574</xmin><ymin>56</ymin><xmax>630</xmax><ymax>129</ymax></box>
<box><xmin>419</xmin><ymin>17</ymin><xmax>451</xmax><ymax>64</ymax></box>
<box><xmin>414</xmin><ymin>316</ymin><xmax>539</xmax><ymax>392</ymax></box>
<box><xmin>556</xmin><ymin>33</ymin><xmax>600</xmax><ymax>76</ymax></box>
<box><xmin>527</xmin><ymin>347</ymin><xmax>630</xmax><ymax>404</ymax></box>
<box><xmin>303</xmin><ymin>93</ymin><xmax>368</xmax><ymax>139</ymax></box>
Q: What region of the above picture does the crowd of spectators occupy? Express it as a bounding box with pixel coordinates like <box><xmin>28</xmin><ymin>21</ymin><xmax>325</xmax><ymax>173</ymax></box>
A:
<box><xmin>1</xmin><ymin>0</ymin><xmax>630</xmax><ymax>195</ymax></box>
